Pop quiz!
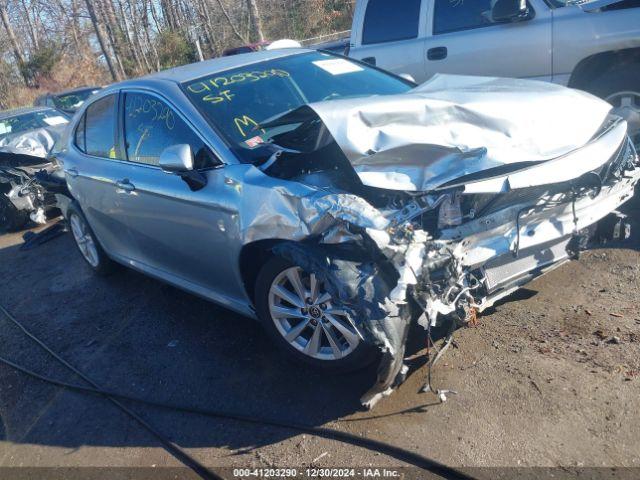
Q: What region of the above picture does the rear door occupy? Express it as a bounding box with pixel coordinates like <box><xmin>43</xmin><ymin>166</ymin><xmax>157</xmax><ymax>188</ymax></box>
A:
<box><xmin>424</xmin><ymin>0</ymin><xmax>552</xmax><ymax>81</ymax></box>
<box><xmin>64</xmin><ymin>92</ymin><xmax>139</xmax><ymax>260</ymax></box>
<box><xmin>349</xmin><ymin>0</ymin><xmax>428</xmax><ymax>81</ymax></box>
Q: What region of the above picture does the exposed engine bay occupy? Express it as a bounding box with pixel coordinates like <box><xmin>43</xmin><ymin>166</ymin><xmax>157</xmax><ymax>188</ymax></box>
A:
<box><xmin>0</xmin><ymin>127</ymin><xmax>67</xmax><ymax>232</ymax></box>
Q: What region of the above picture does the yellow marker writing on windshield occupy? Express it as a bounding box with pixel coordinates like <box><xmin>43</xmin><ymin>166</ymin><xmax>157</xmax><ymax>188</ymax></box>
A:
<box><xmin>203</xmin><ymin>90</ymin><xmax>235</xmax><ymax>105</ymax></box>
<box><xmin>234</xmin><ymin>115</ymin><xmax>265</xmax><ymax>138</ymax></box>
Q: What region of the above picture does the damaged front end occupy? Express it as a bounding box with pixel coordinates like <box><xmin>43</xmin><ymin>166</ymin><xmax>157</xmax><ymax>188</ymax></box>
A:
<box><xmin>0</xmin><ymin>152</ymin><xmax>63</xmax><ymax>232</ymax></box>
<box><xmin>241</xmin><ymin>75</ymin><xmax>640</xmax><ymax>408</ymax></box>
<box><xmin>0</xmin><ymin>127</ymin><xmax>70</xmax><ymax>232</ymax></box>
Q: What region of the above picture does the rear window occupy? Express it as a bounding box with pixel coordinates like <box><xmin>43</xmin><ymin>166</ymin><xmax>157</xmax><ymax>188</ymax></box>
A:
<box><xmin>75</xmin><ymin>94</ymin><xmax>120</xmax><ymax>159</ymax></box>
<box><xmin>362</xmin><ymin>0</ymin><xmax>422</xmax><ymax>45</ymax></box>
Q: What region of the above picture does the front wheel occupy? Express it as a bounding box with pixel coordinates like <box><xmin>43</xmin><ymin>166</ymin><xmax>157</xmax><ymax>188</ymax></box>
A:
<box><xmin>255</xmin><ymin>257</ymin><xmax>377</xmax><ymax>373</ymax></box>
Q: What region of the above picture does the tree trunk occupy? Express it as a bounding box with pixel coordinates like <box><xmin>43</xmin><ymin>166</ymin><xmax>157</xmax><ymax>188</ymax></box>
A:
<box><xmin>20</xmin><ymin>0</ymin><xmax>39</xmax><ymax>50</ymax></box>
<box><xmin>83</xmin><ymin>0</ymin><xmax>120</xmax><ymax>81</ymax></box>
<box><xmin>98</xmin><ymin>0</ymin><xmax>127</xmax><ymax>78</ymax></box>
<box><xmin>0</xmin><ymin>1</ymin><xmax>29</xmax><ymax>85</ymax></box>
<box><xmin>68</xmin><ymin>0</ymin><xmax>82</xmax><ymax>54</ymax></box>
<box><xmin>116</xmin><ymin>0</ymin><xmax>143</xmax><ymax>72</ymax></box>
<box><xmin>213</xmin><ymin>0</ymin><xmax>247</xmax><ymax>44</ymax></box>
<box><xmin>246</xmin><ymin>0</ymin><xmax>265</xmax><ymax>42</ymax></box>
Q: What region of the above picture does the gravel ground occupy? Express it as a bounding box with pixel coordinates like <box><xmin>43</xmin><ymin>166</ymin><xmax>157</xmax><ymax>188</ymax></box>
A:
<box><xmin>0</xmin><ymin>198</ymin><xmax>638</xmax><ymax>478</ymax></box>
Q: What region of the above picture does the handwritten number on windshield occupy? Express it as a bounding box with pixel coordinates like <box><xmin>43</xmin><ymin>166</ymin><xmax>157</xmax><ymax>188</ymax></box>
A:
<box><xmin>187</xmin><ymin>69</ymin><xmax>290</xmax><ymax>105</ymax></box>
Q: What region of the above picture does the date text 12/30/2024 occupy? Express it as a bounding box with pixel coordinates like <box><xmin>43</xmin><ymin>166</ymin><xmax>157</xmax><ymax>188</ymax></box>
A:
<box><xmin>233</xmin><ymin>469</ymin><xmax>402</xmax><ymax>478</ymax></box>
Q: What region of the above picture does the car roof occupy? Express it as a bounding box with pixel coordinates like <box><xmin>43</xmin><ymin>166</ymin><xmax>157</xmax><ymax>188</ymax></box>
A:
<box><xmin>0</xmin><ymin>106</ymin><xmax>59</xmax><ymax>120</ymax></box>
<box><xmin>112</xmin><ymin>48</ymin><xmax>314</xmax><ymax>88</ymax></box>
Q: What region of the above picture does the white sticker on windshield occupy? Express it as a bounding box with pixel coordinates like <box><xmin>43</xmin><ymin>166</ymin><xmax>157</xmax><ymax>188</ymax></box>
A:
<box><xmin>0</xmin><ymin>123</ymin><xmax>10</xmax><ymax>135</ymax></box>
<box><xmin>43</xmin><ymin>116</ymin><xmax>69</xmax><ymax>126</ymax></box>
<box><xmin>313</xmin><ymin>59</ymin><xmax>364</xmax><ymax>76</ymax></box>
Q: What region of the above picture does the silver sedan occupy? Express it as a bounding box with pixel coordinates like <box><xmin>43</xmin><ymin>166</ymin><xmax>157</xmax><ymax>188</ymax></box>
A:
<box><xmin>53</xmin><ymin>48</ymin><xmax>639</xmax><ymax>406</ymax></box>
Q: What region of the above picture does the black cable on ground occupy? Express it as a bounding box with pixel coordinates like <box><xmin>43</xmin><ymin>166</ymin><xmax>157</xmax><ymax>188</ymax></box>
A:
<box><xmin>0</xmin><ymin>303</ymin><xmax>476</xmax><ymax>480</ymax></box>
<box><xmin>0</xmin><ymin>304</ymin><xmax>222</xmax><ymax>480</ymax></box>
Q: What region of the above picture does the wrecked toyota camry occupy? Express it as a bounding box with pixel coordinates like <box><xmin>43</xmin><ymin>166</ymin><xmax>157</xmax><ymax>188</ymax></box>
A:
<box><xmin>53</xmin><ymin>50</ymin><xmax>640</xmax><ymax>408</ymax></box>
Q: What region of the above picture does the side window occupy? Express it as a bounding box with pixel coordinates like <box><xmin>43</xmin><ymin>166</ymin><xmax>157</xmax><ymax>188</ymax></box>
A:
<box><xmin>83</xmin><ymin>94</ymin><xmax>120</xmax><ymax>158</ymax></box>
<box><xmin>123</xmin><ymin>92</ymin><xmax>218</xmax><ymax>169</ymax></box>
<box><xmin>362</xmin><ymin>0</ymin><xmax>422</xmax><ymax>45</ymax></box>
<box><xmin>74</xmin><ymin>113</ymin><xmax>86</xmax><ymax>152</ymax></box>
<box><xmin>434</xmin><ymin>0</ymin><xmax>499</xmax><ymax>35</ymax></box>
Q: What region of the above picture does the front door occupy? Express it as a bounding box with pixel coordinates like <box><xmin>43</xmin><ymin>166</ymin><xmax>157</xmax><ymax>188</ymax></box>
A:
<box><xmin>116</xmin><ymin>91</ymin><xmax>239</xmax><ymax>300</ymax></box>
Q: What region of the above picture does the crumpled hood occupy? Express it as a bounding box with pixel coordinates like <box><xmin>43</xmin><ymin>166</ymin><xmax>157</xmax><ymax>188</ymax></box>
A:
<box><xmin>0</xmin><ymin>125</ymin><xmax>65</xmax><ymax>158</ymax></box>
<box><xmin>572</xmin><ymin>0</ymin><xmax>628</xmax><ymax>12</ymax></box>
<box><xmin>291</xmin><ymin>75</ymin><xmax>614</xmax><ymax>192</ymax></box>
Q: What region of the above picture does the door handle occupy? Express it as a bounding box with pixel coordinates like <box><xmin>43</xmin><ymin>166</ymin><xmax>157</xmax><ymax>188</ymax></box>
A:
<box><xmin>362</xmin><ymin>56</ymin><xmax>376</xmax><ymax>66</ymax></box>
<box><xmin>115</xmin><ymin>179</ymin><xmax>136</xmax><ymax>193</ymax></box>
<box><xmin>66</xmin><ymin>168</ymin><xmax>79</xmax><ymax>178</ymax></box>
<box><xmin>427</xmin><ymin>47</ymin><xmax>448</xmax><ymax>61</ymax></box>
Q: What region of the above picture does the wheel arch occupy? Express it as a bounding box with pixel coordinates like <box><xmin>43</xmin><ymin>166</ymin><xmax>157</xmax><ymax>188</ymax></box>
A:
<box><xmin>569</xmin><ymin>48</ymin><xmax>640</xmax><ymax>91</ymax></box>
<box><xmin>239</xmin><ymin>239</ymin><xmax>287</xmax><ymax>306</ymax></box>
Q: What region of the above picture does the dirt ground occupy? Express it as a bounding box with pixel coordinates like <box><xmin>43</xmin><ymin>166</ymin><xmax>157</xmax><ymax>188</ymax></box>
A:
<box><xmin>0</xmin><ymin>198</ymin><xmax>638</xmax><ymax>479</ymax></box>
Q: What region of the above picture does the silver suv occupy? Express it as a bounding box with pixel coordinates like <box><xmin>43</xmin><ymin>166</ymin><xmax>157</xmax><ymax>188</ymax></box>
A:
<box><xmin>54</xmin><ymin>50</ymin><xmax>639</xmax><ymax>404</ymax></box>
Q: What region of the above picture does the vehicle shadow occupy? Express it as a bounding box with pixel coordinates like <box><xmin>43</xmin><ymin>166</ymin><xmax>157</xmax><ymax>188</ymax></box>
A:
<box><xmin>0</xmin><ymin>232</ymin><xmax>436</xmax><ymax>458</ymax></box>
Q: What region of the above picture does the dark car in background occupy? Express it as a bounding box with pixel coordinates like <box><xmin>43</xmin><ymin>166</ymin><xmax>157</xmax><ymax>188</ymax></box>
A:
<box><xmin>34</xmin><ymin>86</ymin><xmax>101</xmax><ymax>114</ymax></box>
<box><xmin>222</xmin><ymin>41</ymin><xmax>271</xmax><ymax>57</ymax></box>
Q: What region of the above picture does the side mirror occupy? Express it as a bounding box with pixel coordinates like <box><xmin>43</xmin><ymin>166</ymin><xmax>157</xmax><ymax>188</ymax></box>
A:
<box><xmin>492</xmin><ymin>0</ymin><xmax>530</xmax><ymax>23</ymax></box>
<box><xmin>159</xmin><ymin>144</ymin><xmax>194</xmax><ymax>173</ymax></box>
<box><xmin>159</xmin><ymin>144</ymin><xmax>208</xmax><ymax>192</ymax></box>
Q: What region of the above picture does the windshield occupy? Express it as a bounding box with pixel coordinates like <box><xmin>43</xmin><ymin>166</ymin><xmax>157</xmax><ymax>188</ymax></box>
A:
<box><xmin>183</xmin><ymin>52</ymin><xmax>413</xmax><ymax>163</ymax></box>
<box><xmin>54</xmin><ymin>89</ymin><xmax>99</xmax><ymax>111</ymax></box>
<box><xmin>0</xmin><ymin>110</ymin><xmax>69</xmax><ymax>143</ymax></box>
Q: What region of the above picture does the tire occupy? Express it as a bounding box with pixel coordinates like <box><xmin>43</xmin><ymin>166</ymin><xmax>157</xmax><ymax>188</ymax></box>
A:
<box><xmin>0</xmin><ymin>194</ymin><xmax>29</xmax><ymax>232</ymax></box>
<box><xmin>66</xmin><ymin>203</ymin><xmax>116</xmax><ymax>275</ymax></box>
<box><xmin>587</xmin><ymin>63</ymin><xmax>640</xmax><ymax>144</ymax></box>
<box><xmin>255</xmin><ymin>256</ymin><xmax>377</xmax><ymax>373</ymax></box>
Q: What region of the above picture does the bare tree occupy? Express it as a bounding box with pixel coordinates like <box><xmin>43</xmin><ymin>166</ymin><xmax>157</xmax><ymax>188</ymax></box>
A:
<box><xmin>83</xmin><ymin>0</ymin><xmax>120</xmax><ymax>81</ymax></box>
<box><xmin>213</xmin><ymin>0</ymin><xmax>247</xmax><ymax>44</ymax></box>
<box><xmin>0</xmin><ymin>0</ymin><xmax>356</xmax><ymax>108</ymax></box>
<box><xmin>246</xmin><ymin>0</ymin><xmax>264</xmax><ymax>42</ymax></box>
<box><xmin>0</xmin><ymin>0</ymin><xmax>30</xmax><ymax>85</ymax></box>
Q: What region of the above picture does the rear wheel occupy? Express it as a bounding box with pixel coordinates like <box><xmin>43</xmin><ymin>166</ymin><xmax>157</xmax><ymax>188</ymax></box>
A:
<box><xmin>67</xmin><ymin>204</ymin><xmax>115</xmax><ymax>275</ymax></box>
<box><xmin>255</xmin><ymin>256</ymin><xmax>377</xmax><ymax>372</ymax></box>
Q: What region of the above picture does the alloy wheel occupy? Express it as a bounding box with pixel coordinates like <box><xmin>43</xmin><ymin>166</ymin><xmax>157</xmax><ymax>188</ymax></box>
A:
<box><xmin>268</xmin><ymin>266</ymin><xmax>361</xmax><ymax>361</ymax></box>
<box><xmin>69</xmin><ymin>213</ymin><xmax>99</xmax><ymax>267</ymax></box>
